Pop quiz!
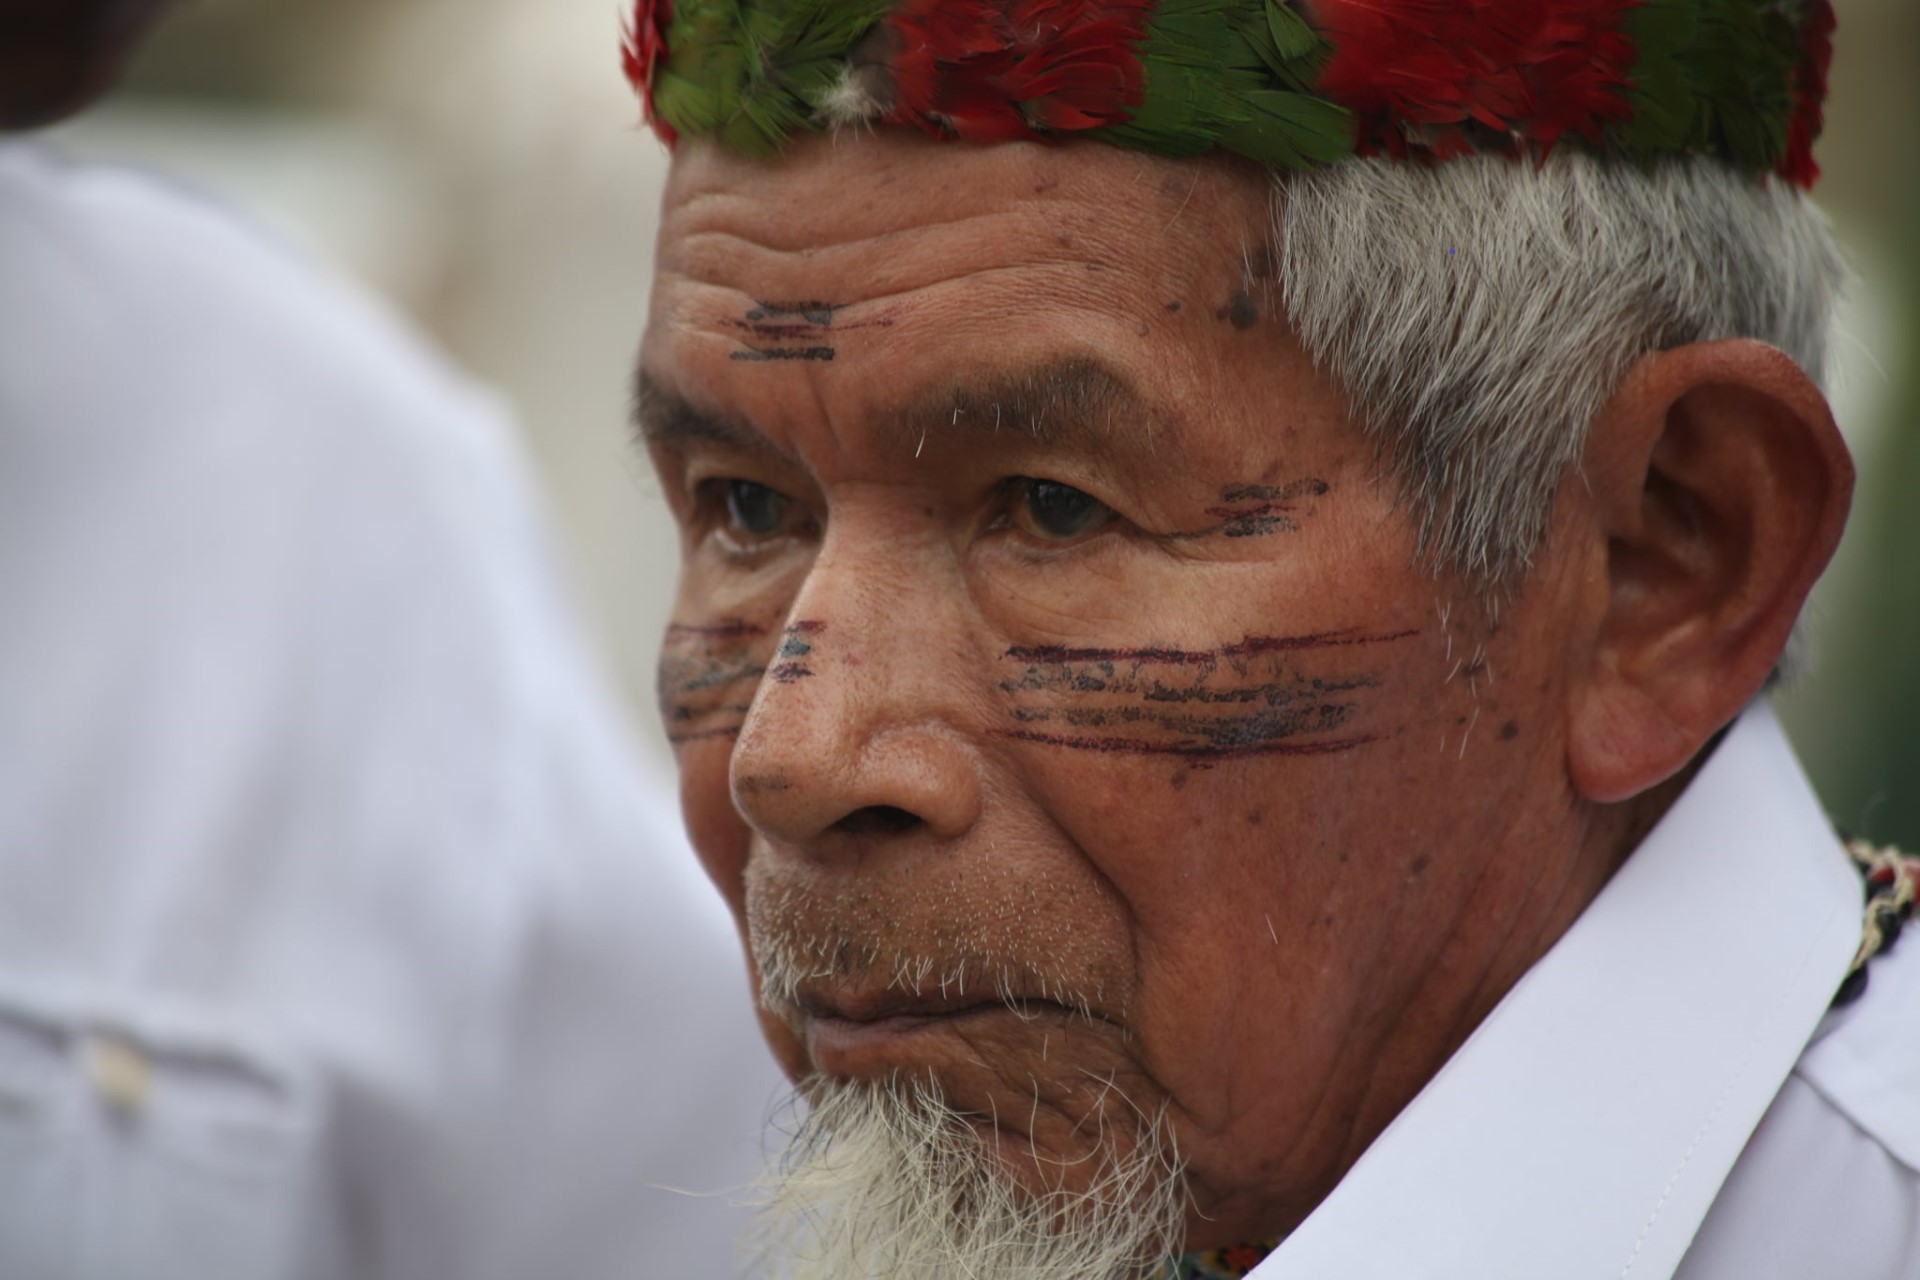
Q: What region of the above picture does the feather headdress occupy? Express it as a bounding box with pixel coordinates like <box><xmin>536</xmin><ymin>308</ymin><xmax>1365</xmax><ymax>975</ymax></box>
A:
<box><xmin>624</xmin><ymin>0</ymin><xmax>1836</xmax><ymax>187</ymax></box>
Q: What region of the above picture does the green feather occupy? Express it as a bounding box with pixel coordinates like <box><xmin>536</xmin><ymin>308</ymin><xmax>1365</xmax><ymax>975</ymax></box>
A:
<box><xmin>1112</xmin><ymin>0</ymin><xmax>1354</xmax><ymax>169</ymax></box>
<box><xmin>1264</xmin><ymin>0</ymin><xmax>1321</xmax><ymax>66</ymax></box>
<box><xmin>1616</xmin><ymin>0</ymin><xmax>1803</xmax><ymax>170</ymax></box>
<box><xmin>1221</xmin><ymin>90</ymin><xmax>1359</xmax><ymax>169</ymax></box>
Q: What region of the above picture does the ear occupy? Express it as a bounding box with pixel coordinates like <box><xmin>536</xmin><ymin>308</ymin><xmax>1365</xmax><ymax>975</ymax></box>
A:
<box><xmin>1566</xmin><ymin>340</ymin><xmax>1853</xmax><ymax>803</ymax></box>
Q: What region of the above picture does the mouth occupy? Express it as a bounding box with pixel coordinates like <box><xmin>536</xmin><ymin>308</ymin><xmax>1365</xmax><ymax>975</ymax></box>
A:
<box><xmin>795</xmin><ymin>987</ymin><xmax>1080</xmax><ymax>1077</ymax></box>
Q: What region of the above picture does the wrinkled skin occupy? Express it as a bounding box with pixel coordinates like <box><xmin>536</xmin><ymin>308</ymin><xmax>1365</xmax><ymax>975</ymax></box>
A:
<box><xmin>638</xmin><ymin>131</ymin><xmax>1844</xmax><ymax>1245</ymax></box>
<box><xmin>0</xmin><ymin>0</ymin><xmax>170</xmax><ymax>130</ymax></box>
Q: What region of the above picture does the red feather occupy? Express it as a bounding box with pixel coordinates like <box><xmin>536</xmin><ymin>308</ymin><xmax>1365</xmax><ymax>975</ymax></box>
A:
<box><xmin>623</xmin><ymin>0</ymin><xmax>677</xmax><ymax>147</ymax></box>
<box><xmin>1778</xmin><ymin>0</ymin><xmax>1835</xmax><ymax>189</ymax></box>
<box><xmin>1306</xmin><ymin>0</ymin><xmax>1635</xmax><ymax>162</ymax></box>
<box><xmin>885</xmin><ymin>0</ymin><xmax>1154</xmax><ymax>142</ymax></box>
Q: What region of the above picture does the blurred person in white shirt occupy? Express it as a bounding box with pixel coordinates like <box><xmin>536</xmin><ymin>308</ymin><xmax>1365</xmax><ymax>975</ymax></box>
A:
<box><xmin>0</xmin><ymin>3</ymin><xmax>782</xmax><ymax>1276</ymax></box>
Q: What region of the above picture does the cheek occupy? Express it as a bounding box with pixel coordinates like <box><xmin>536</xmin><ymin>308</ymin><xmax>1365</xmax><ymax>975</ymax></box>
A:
<box><xmin>676</xmin><ymin>739</ymin><xmax>751</xmax><ymax>910</ymax></box>
<box><xmin>655</xmin><ymin>581</ymin><xmax>790</xmax><ymax>914</ymax></box>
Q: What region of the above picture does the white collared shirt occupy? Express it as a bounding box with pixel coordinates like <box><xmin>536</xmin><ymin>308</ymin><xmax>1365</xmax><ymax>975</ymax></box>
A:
<box><xmin>1254</xmin><ymin>701</ymin><xmax>1920</xmax><ymax>1279</ymax></box>
<box><xmin>0</xmin><ymin>143</ymin><xmax>784</xmax><ymax>1280</ymax></box>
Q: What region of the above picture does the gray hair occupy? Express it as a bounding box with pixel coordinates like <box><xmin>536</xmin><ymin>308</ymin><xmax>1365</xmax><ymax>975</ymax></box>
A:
<box><xmin>1268</xmin><ymin>151</ymin><xmax>1845</xmax><ymax>585</ymax></box>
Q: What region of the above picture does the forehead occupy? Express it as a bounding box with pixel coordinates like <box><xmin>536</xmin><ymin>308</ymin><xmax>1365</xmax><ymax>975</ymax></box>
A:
<box><xmin>644</xmin><ymin>133</ymin><xmax>1294</xmax><ymax>457</ymax></box>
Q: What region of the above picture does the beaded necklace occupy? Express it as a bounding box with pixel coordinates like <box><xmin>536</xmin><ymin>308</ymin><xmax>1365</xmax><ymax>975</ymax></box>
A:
<box><xmin>1832</xmin><ymin>838</ymin><xmax>1918</xmax><ymax>1007</ymax></box>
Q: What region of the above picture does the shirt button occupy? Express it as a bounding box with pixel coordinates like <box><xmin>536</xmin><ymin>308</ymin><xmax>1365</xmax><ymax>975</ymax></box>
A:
<box><xmin>87</xmin><ymin>1033</ymin><xmax>153</xmax><ymax>1118</ymax></box>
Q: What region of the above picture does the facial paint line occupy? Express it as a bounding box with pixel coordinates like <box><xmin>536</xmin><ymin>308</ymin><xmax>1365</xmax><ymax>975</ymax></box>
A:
<box><xmin>1220</xmin><ymin>480</ymin><xmax>1331</xmax><ymax>505</ymax></box>
<box><xmin>1000</xmin><ymin>669</ymin><xmax>1380</xmax><ymax>706</ymax></box>
<box><xmin>1173</xmin><ymin>478</ymin><xmax>1331</xmax><ymax>540</ymax></box>
<box><xmin>770</xmin><ymin>663</ymin><xmax>816</xmax><ymax>684</ymax></box>
<box><xmin>721</xmin><ymin>316</ymin><xmax>894</xmax><ymax>342</ymax></box>
<box><xmin>752</xmin><ymin>301</ymin><xmax>843</xmax><ymax>326</ymax></box>
<box><xmin>731</xmin><ymin>346</ymin><xmax>836</xmax><ymax>362</ymax></box>
<box><xmin>657</xmin><ymin>655</ymin><xmax>768</xmax><ymax>696</ymax></box>
<box><xmin>998</xmin><ymin>729</ymin><xmax>1380</xmax><ymax>762</ymax></box>
<box><xmin>1006</xmin><ymin>698</ymin><xmax>1364</xmax><ymax>743</ymax></box>
<box><xmin>1003</xmin><ymin>629</ymin><xmax>1419</xmax><ymax>668</ymax></box>
<box><xmin>665</xmin><ymin>702</ymin><xmax>754</xmax><ymax>724</ymax></box>
<box><xmin>665</xmin><ymin>619</ymin><xmax>768</xmax><ymax>641</ymax></box>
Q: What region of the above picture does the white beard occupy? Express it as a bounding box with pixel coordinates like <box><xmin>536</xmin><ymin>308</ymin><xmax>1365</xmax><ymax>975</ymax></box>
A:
<box><xmin>755</xmin><ymin>1075</ymin><xmax>1188</xmax><ymax>1280</ymax></box>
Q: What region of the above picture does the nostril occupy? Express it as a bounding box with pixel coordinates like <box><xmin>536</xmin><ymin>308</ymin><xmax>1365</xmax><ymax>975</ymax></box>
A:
<box><xmin>831</xmin><ymin>805</ymin><xmax>923</xmax><ymax>838</ymax></box>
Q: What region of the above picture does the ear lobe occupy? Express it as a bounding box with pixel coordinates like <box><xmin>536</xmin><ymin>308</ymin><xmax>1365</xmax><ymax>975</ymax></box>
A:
<box><xmin>1567</xmin><ymin>340</ymin><xmax>1854</xmax><ymax>804</ymax></box>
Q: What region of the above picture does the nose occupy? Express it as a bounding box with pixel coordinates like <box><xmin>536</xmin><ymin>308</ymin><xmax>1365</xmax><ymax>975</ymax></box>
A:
<box><xmin>728</xmin><ymin>529</ymin><xmax>984</xmax><ymax>851</ymax></box>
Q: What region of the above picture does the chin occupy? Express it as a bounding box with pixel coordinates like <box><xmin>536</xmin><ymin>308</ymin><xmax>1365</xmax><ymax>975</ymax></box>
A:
<box><xmin>757</xmin><ymin>1073</ymin><xmax>1189</xmax><ymax>1280</ymax></box>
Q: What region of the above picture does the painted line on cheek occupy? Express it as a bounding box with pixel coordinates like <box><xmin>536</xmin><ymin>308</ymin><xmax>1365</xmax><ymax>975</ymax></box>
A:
<box><xmin>1004</xmin><ymin>628</ymin><xmax>1419</xmax><ymax>667</ymax></box>
<box><xmin>730</xmin><ymin>347</ymin><xmax>836</xmax><ymax>362</ymax></box>
<box><xmin>1220</xmin><ymin>480</ymin><xmax>1331</xmax><ymax>504</ymax></box>
<box><xmin>666</xmin><ymin>619</ymin><xmax>768</xmax><ymax>640</ymax></box>
<box><xmin>659</xmin><ymin>618</ymin><xmax>781</xmax><ymax>747</ymax></box>
<box><xmin>665</xmin><ymin>703</ymin><xmax>755</xmax><ymax>723</ymax></box>
<box><xmin>997</xmin><ymin>729</ymin><xmax>1381</xmax><ymax>761</ymax></box>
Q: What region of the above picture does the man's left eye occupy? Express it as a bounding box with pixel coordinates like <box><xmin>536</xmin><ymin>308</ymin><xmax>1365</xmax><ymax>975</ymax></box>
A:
<box><xmin>1014</xmin><ymin>479</ymin><xmax>1114</xmax><ymax>542</ymax></box>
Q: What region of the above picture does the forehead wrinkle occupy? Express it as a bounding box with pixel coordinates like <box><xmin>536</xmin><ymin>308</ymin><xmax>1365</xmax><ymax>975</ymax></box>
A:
<box><xmin>662</xmin><ymin>229</ymin><xmax>1140</xmax><ymax>322</ymax></box>
<box><xmin>662</xmin><ymin>198</ymin><xmax>1045</xmax><ymax>263</ymax></box>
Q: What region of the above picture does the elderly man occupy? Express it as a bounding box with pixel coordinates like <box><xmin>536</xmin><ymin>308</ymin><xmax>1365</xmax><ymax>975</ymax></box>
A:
<box><xmin>627</xmin><ymin>3</ymin><xmax>1918</xmax><ymax>1277</ymax></box>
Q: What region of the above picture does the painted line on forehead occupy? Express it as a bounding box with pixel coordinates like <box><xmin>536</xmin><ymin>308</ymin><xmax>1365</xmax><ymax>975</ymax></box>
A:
<box><xmin>722</xmin><ymin>315</ymin><xmax>895</xmax><ymax>344</ymax></box>
<box><xmin>753</xmin><ymin>301</ymin><xmax>842</xmax><ymax>326</ymax></box>
<box><xmin>998</xmin><ymin>729</ymin><xmax>1380</xmax><ymax>762</ymax></box>
<box><xmin>1004</xmin><ymin>628</ymin><xmax>1420</xmax><ymax>668</ymax></box>
<box><xmin>720</xmin><ymin>300</ymin><xmax>893</xmax><ymax>364</ymax></box>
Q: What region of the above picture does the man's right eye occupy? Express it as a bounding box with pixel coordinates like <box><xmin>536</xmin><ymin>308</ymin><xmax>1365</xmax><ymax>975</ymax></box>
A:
<box><xmin>695</xmin><ymin>478</ymin><xmax>811</xmax><ymax>548</ymax></box>
<box><xmin>723</xmin><ymin>480</ymin><xmax>791</xmax><ymax>537</ymax></box>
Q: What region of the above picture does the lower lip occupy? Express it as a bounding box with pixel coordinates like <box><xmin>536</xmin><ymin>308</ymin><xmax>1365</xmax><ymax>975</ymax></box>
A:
<box><xmin>805</xmin><ymin>1007</ymin><xmax>1001</xmax><ymax>1074</ymax></box>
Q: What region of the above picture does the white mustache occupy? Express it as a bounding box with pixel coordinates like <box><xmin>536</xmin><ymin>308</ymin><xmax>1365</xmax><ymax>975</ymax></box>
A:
<box><xmin>750</xmin><ymin>925</ymin><xmax>1105</xmax><ymax>1027</ymax></box>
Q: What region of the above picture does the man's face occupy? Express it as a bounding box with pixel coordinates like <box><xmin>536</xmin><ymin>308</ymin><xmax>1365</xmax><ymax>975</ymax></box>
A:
<box><xmin>642</xmin><ymin>132</ymin><xmax>1599</xmax><ymax>1244</ymax></box>
<box><xmin>0</xmin><ymin>0</ymin><xmax>170</xmax><ymax>130</ymax></box>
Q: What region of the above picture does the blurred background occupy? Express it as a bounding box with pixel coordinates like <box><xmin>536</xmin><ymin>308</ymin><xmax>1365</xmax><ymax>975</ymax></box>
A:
<box><xmin>47</xmin><ymin>0</ymin><xmax>1920</xmax><ymax>848</ymax></box>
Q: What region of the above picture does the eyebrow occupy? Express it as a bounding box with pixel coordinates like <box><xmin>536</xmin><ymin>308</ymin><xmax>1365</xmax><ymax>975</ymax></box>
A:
<box><xmin>887</xmin><ymin>356</ymin><xmax>1169</xmax><ymax>456</ymax></box>
<box><xmin>632</xmin><ymin>355</ymin><xmax>1169</xmax><ymax>459</ymax></box>
<box><xmin>632</xmin><ymin>368</ymin><xmax>784</xmax><ymax>457</ymax></box>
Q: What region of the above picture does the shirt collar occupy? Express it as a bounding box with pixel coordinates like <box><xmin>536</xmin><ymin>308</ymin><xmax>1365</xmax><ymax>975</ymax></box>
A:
<box><xmin>1254</xmin><ymin>701</ymin><xmax>1863</xmax><ymax>1280</ymax></box>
